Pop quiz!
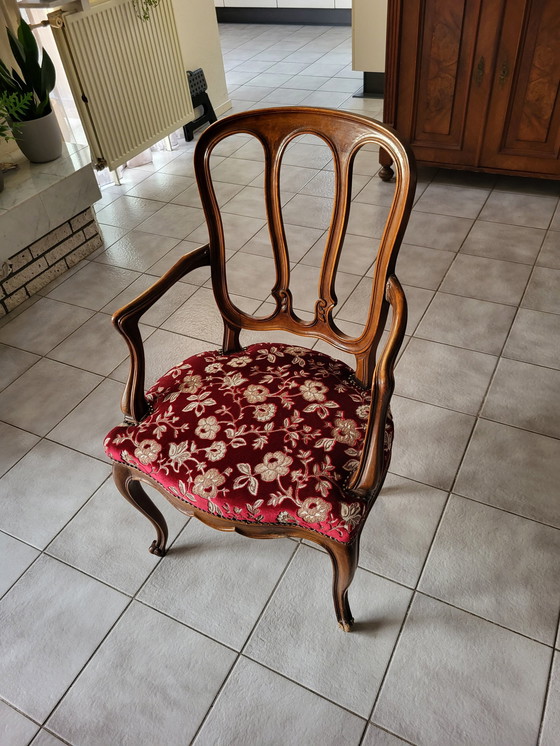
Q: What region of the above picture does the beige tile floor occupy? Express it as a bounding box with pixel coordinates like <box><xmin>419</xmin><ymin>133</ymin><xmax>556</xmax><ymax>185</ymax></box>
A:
<box><xmin>1</xmin><ymin>21</ymin><xmax>560</xmax><ymax>746</ymax></box>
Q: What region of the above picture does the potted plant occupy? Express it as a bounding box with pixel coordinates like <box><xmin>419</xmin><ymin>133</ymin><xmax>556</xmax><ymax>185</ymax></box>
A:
<box><xmin>0</xmin><ymin>90</ymin><xmax>32</xmax><ymax>191</ymax></box>
<box><xmin>0</xmin><ymin>17</ymin><xmax>61</xmax><ymax>163</ymax></box>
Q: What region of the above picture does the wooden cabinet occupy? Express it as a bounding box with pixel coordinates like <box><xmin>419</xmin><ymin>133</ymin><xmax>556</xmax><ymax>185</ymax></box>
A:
<box><xmin>381</xmin><ymin>0</ymin><xmax>560</xmax><ymax>180</ymax></box>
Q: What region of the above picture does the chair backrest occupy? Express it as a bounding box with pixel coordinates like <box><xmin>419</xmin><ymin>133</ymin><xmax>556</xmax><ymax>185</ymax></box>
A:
<box><xmin>194</xmin><ymin>107</ymin><xmax>416</xmax><ymax>386</ymax></box>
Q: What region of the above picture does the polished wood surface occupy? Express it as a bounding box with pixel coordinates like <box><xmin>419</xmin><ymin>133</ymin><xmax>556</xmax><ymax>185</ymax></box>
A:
<box><xmin>382</xmin><ymin>0</ymin><xmax>560</xmax><ymax>179</ymax></box>
<box><xmin>110</xmin><ymin>107</ymin><xmax>416</xmax><ymax>630</ymax></box>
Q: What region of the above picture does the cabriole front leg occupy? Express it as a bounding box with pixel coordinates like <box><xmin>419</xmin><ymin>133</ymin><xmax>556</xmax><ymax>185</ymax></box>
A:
<box><xmin>325</xmin><ymin>539</ymin><xmax>359</xmax><ymax>632</ymax></box>
<box><xmin>112</xmin><ymin>462</ymin><xmax>168</xmax><ymax>556</ymax></box>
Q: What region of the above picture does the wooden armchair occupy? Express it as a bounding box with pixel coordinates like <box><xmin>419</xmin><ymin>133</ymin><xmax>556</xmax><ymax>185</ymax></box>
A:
<box><xmin>104</xmin><ymin>107</ymin><xmax>416</xmax><ymax>631</ymax></box>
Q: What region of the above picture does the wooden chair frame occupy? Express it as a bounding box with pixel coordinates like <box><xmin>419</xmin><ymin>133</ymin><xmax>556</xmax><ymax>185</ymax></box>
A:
<box><xmin>110</xmin><ymin>107</ymin><xmax>415</xmax><ymax>630</ymax></box>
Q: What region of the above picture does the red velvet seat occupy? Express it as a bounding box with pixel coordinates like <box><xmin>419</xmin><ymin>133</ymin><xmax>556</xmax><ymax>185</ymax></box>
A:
<box><xmin>105</xmin><ymin>343</ymin><xmax>393</xmax><ymax>544</ymax></box>
<box><xmin>104</xmin><ymin>107</ymin><xmax>415</xmax><ymax>630</ymax></box>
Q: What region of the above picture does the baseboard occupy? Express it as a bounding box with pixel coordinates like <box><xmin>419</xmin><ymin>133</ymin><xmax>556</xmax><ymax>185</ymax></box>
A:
<box><xmin>215</xmin><ymin>99</ymin><xmax>233</xmax><ymax>117</ymax></box>
<box><xmin>216</xmin><ymin>8</ymin><xmax>351</xmax><ymax>26</ymax></box>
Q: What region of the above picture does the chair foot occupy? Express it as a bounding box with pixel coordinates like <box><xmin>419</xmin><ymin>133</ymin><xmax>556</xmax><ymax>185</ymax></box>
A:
<box><xmin>149</xmin><ymin>539</ymin><xmax>166</xmax><ymax>557</ymax></box>
<box><xmin>338</xmin><ymin>618</ymin><xmax>354</xmax><ymax>633</ymax></box>
<box><xmin>112</xmin><ymin>463</ymin><xmax>169</xmax><ymax>556</ymax></box>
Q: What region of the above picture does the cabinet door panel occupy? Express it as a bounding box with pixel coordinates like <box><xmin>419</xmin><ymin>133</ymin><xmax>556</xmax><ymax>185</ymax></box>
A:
<box><xmin>482</xmin><ymin>0</ymin><xmax>560</xmax><ymax>176</ymax></box>
<box><xmin>388</xmin><ymin>0</ymin><xmax>501</xmax><ymax>167</ymax></box>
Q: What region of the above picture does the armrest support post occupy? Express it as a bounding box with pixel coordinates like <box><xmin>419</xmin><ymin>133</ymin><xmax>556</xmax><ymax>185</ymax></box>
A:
<box><xmin>348</xmin><ymin>275</ymin><xmax>407</xmax><ymax>497</ymax></box>
<box><xmin>112</xmin><ymin>245</ymin><xmax>211</xmax><ymax>423</ymax></box>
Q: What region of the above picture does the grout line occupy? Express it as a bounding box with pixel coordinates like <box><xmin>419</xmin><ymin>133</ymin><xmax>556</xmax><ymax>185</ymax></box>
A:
<box><xmin>188</xmin><ymin>540</ymin><xmax>301</xmax><ymax>744</ymax></box>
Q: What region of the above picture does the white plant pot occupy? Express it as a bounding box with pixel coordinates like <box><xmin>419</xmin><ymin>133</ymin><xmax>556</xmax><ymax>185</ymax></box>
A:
<box><xmin>14</xmin><ymin>110</ymin><xmax>62</xmax><ymax>163</ymax></box>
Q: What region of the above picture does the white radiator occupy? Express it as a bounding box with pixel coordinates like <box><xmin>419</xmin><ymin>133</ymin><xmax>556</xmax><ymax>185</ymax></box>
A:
<box><xmin>49</xmin><ymin>0</ymin><xmax>194</xmax><ymax>171</ymax></box>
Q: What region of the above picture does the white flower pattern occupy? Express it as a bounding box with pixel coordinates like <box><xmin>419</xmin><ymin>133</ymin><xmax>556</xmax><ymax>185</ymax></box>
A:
<box><xmin>104</xmin><ymin>343</ymin><xmax>394</xmax><ymax>543</ymax></box>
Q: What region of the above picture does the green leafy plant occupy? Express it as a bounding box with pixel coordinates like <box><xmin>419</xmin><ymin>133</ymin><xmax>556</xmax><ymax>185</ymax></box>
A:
<box><xmin>132</xmin><ymin>0</ymin><xmax>161</xmax><ymax>22</ymax></box>
<box><xmin>0</xmin><ymin>18</ymin><xmax>56</xmax><ymax>121</ymax></box>
<box><xmin>0</xmin><ymin>91</ymin><xmax>33</xmax><ymax>140</ymax></box>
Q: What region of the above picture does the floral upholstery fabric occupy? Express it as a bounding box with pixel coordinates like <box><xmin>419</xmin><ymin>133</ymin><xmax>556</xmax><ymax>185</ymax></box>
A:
<box><xmin>104</xmin><ymin>343</ymin><xmax>393</xmax><ymax>543</ymax></box>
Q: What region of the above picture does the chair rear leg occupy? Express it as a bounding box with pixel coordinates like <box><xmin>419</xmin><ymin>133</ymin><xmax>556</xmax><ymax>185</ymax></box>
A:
<box><xmin>112</xmin><ymin>463</ymin><xmax>168</xmax><ymax>556</ymax></box>
<box><xmin>325</xmin><ymin>539</ymin><xmax>359</xmax><ymax>632</ymax></box>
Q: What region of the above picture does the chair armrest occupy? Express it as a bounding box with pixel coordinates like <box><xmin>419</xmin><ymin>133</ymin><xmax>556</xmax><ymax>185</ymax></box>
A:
<box><xmin>112</xmin><ymin>245</ymin><xmax>211</xmax><ymax>424</ymax></box>
<box><xmin>347</xmin><ymin>275</ymin><xmax>407</xmax><ymax>497</ymax></box>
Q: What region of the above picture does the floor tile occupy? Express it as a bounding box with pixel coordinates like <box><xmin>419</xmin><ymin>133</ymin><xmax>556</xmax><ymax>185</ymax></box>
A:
<box><xmin>481</xmin><ymin>358</ymin><xmax>560</xmax><ymax>438</ymax></box>
<box><xmin>281</xmin><ymin>140</ymin><xmax>333</xmax><ymax>169</ymax></box>
<box><xmin>47</xmin><ymin>262</ymin><xmax>140</xmax><ymax>311</ymax></box>
<box><xmin>47</xmin><ymin>313</ymin><xmax>134</xmax><ymax>376</ymax></box>
<box><xmin>126</xmin><ymin>172</ymin><xmax>195</xmax><ymax>202</ymax></box>
<box><xmin>0</xmin><ymin>422</ymin><xmax>39</xmax><ymax>478</ymax></box>
<box><xmin>245</xmin><ymin>545</ymin><xmax>412</xmax><ymax>717</ymax></box>
<box><xmin>93</xmin><ymin>229</ymin><xmax>180</xmax><ymax>271</ymax></box>
<box><xmin>46</xmin><ymin>601</ymin><xmax>235</xmax><ymax>746</ymax></box>
<box><xmin>95</xmin><ymin>195</ymin><xmax>163</xmax><ymax>230</ymax></box>
<box><xmin>522</xmin><ymin>266</ymin><xmax>560</xmax><ymax>314</ymax></box>
<box><xmin>47</xmin><ymin>479</ymin><xmax>187</xmax><ymax>596</ymax></box>
<box><xmin>0</xmin><ymin>555</ymin><xmax>127</xmax><ymax>722</ymax></box>
<box><xmin>211</xmin><ymin>156</ymin><xmax>265</xmax><ymax>185</ymax></box>
<box><xmin>440</xmin><ymin>254</ymin><xmax>532</xmax><ymax>306</ymax></box>
<box><xmin>281</xmin><ymin>193</ymin><xmax>334</xmax><ymax>230</ymax></box>
<box><xmin>346</xmin><ymin>202</ymin><xmax>391</xmax><ymax>239</ymax></box>
<box><xmin>30</xmin><ymin>730</ymin><xmax>66</xmax><ymax>746</ymax></box>
<box><xmin>101</xmin><ymin>274</ymin><xmax>197</xmax><ymax>327</ymax></box>
<box><xmin>0</xmin><ymin>345</ymin><xmax>40</xmax><ymax>392</ymax></box>
<box><xmin>503</xmin><ymin>308</ymin><xmax>560</xmax><ymax>370</ymax></box>
<box><xmin>455</xmin><ymin>419</ymin><xmax>560</xmax><ymax>528</ymax></box>
<box><xmin>139</xmin><ymin>521</ymin><xmax>296</xmax><ymax>650</ymax></box>
<box><xmin>194</xmin><ymin>657</ymin><xmax>365</xmax><ymax>746</ymax></box>
<box><xmin>362</xmin><ymin>724</ymin><xmax>410</xmax><ymax>746</ymax></box>
<box><xmin>373</xmin><ymin>593</ymin><xmax>551</xmax><ymax>746</ymax></box>
<box><xmin>460</xmin><ymin>220</ymin><xmax>545</xmax><ymax>264</ymax></box>
<box><xmin>337</xmin><ymin>278</ymin><xmax>433</xmax><ymax>335</ymax></box>
<box><xmin>110</xmin><ymin>330</ymin><xmax>215</xmax><ymax>388</ymax></box>
<box><xmin>0</xmin><ymin>359</ymin><xmax>102</xmax><ymax>437</ymax></box>
<box><xmin>419</xmin><ymin>495</ymin><xmax>560</xmax><ymax>644</ymax></box>
<box><xmin>136</xmin><ymin>203</ymin><xmax>206</xmax><ymax>240</ymax></box>
<box><xmin>551</xmin><ymin>203</ymin><xmax>560</xmax><ymax>231</ymax></box>
<box><xmin>302</xmin><ymin>232</ymin><xmax>378</xmax><ymax>277</ymax></box>
<box><xmin>172</xmin><ymin>179</ymin><xmax>243</xmax><ymax>209</ymax></box>
<box><xmin>540</xmin><ymin>652</ymin><xmax>560</xmax><ymax>746</ymax></box>
<box><xmin>0</xmin><ymin>298</ymin><xmax>93</xmax><ymax>355</ymax></box>
<box><xmin>162</xmin><ymin>287</ymin><xmax>260</xmax><ymax>344</ymax></box>
<box><xmin>48</xmin><ymin>377</ymin><xmax>126</xmax><ymax>461</ymax></box>
<box><xmin>299</xmin><ymin>169</ymin><xmax>369</xmax><ymax>200</ymax></box>
<box><xmin>222</xmin><ymin>185</ymin><xmax>294</xmax><ymax>221</ymax></box>
<box><xmin>537</xmin><ymin>230</ymin><xmax>560</xmax><ymax>269</ymax></box>
<box><xmin>414</xmin><ymin>292</ymin><xmax>516</xmax><ymax>355</ymax></box>
<box><xmin>404</xmin><ymin>211</ymin><xmax>473</xmax><ymax>252</ymax></box>
<box><xmin>289</xmin><ymin>263</ymin><xmax>359</xmax><ymax>313</ymax></box>
<box><xmin>394</xmin><ymin>243</ymin><xmax>455</xmax><ymax>290</ymax></box>
<box><xmin>389</xmin><ymin>396</ymin><xmax>475</xmax><ymax>491</ymax></box>
<box><xmin>0</xmin><ymin>439</ymin><xmax>110</xmax><ymax>548</ymax></box>
<box><xmin>360</xmin><ymin>474</ymin><xmax>447</xmax><ymax>587</ymax></box>
<box><xmin>0</xmin><ymin>700</ymin><xmax>39</xmax><ymax>746</ymax></box>
<box><xmin>221</xmin><ymin>251</ymin><xmax>276</xmax><ymax>300</ymax></box>
<box><xmin>240</xmin><ymin>223</ymin><xmax>323</xmax><ymax>262</ymax></box>
<box><xmin>479</xmin><ymin>191</ymin><xmax>558</xmax><ymax>229</ymax></box>
<box><xmin>0</xmin><ymin>532</ymin><xmax>39</xmax><ymax>597</ymax></box>
<box><xmin>145</xmin><ymin>239</ymin><xmax>212</xmax><ymax>282</ymax></box>
<box><xmin>415</xmin><ymin>183</ymin><xmax>489</xmax><ymax>219</ymax></box>
<box><xmin>353</xmin><ymin>176</ymin><xmax>397</xmax><ymax>208</ymax></box>
<box><xmin>395</xmin><ymin>338</ymin><xmax>497</xmax><ymax>415</ymax></box>
<box><xmin>187</xmin><ymin>212</ymin><xmax>265</xmax><ymax>251</ymax></box>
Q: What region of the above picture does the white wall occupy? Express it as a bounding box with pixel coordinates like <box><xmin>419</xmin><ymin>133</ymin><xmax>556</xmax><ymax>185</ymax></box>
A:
<box><xmin>352</xmin><ymin>0</ymin><xmax>386</xmax><ymax>72</ymax></box>
<box><xmin>172</xmin><ymin>0</ymin><xmax>230</xmax><ymax>116</ymax></box>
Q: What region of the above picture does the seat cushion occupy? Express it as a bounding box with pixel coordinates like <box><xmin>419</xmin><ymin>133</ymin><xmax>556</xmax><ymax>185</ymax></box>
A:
<box><xmin>104</xmin><ymin>343</ymin><xmax>393</xmax><ymax>543</ymax></box>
